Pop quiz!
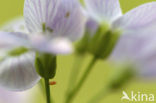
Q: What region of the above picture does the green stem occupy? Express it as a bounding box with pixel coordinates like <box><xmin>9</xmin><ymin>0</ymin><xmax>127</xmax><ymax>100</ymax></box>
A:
<box><xmin>44</xmin><ymin>78</ymin><xmax>51</xmax><ymax>103</ymax></box>
<box><xmin>66</xmin><ymin>56</ymin><xmax>97</xmax><ymax>103</ymax></box>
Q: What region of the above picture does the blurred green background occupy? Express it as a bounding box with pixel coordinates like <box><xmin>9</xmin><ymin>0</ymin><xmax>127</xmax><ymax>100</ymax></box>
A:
<box><xmin>1</xmin><ymin>0</ymin><xmax>156</xmax><ymax>103</ymax></box>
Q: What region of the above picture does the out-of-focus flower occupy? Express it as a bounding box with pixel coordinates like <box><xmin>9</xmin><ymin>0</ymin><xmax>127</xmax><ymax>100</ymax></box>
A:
<box><xmin>84</xmin><ymin>0</ymin><xmax>156</xmax><ymax>32</ymax></box>
<box><xmin>84</xmin><ymin>0</ymin><xmax>122</xmax><ymax>25</ymax></box>
<box><xmin>78</xmin><ymin>0</ymin><xmax>156</xmax><ymax>59</ymax></box>
<box><xmin>1</xmin><ymin>17</ymin><xmax>29</xmax><ymax>33</ymax></box>
<box><xmin>0</xmin><ymin>17</ymin><xmax>40</xmax><ymax>91</ymax></box>
<box><xmin>23</xmin><ymin>0</ymin><xmax>86</xmax><ymax>54</ymax></box>
<box><xmin>82</xmin><ymin>0</ymin><xmax>156</xmax><ymax>79</ymax></box>
<box><xmin>0</xmin><ymin>88</ymin><xmax>31</xmax><ymax>103</ymax></box>
<box><xmin>1</xmin><ymin>0</ymin><xmax>86</xmax><ymax>55</ymax></box>
<box><xmin>0</xmin><ymin>0</ymin><xmax>86</xmax><ymax>91</ymax></box>
<box><xmin>110</xmin><ymin>32</ymin><xmax>156</xmax><ymax>79</ymax></box>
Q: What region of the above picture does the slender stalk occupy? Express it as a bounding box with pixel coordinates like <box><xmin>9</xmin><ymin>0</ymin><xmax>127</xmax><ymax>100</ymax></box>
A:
<box><xmin>66</xmin><ymin>56</ymin><xmax>97</xmax><ymax>103</ymax></box>
<box><xmin>44</xmin><ymin>78</ymin><xmax>51</xmax><ymax>103</ymax></box>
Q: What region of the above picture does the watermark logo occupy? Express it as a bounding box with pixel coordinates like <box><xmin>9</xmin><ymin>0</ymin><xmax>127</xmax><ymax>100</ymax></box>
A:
<box><xmin>121</xmin><ymin>91</ymin><xmax>155</xmax><ymax>102</ymax></box>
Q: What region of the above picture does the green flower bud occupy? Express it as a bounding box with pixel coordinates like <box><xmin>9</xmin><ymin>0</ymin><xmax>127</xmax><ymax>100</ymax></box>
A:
<box><xmin>98</xmin><ymin>30</ymin><xmax>120</xmax><ymax>59</ymax></box>
<box><xmin>75</xmin><ymin>23</ymin><xmax>120</xmax><ymax>60</ymax></box>
<box><xmin>75</xmin><ymin>33</ymin><xmax>90</xmax><ymax>54</ymax></box>
<box><xmin>88</xmin><ymin>25</ymin><xmax>120</xmax><ymax>59</ymax></box>
<box><xmin>35</xmin><ymin>53</ymin><xmax>57</xmax><ymax>79</ymax></box>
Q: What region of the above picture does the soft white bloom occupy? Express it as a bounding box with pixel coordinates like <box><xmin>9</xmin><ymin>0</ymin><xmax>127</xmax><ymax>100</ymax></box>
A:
<box><xmin>1</xmin><ymin>0</ymin><xmax>86</xmax><ymax>54</ymax></box>
<box><xmin>83</xmin><ymin>0</ymin><xmax>156</xmax><ymax>78</ymax></box>
<box><xmin>85</xmin><ymin>0</ymin><xmax>122</xmax><ymax>24</ymax></box>
<box><xmin>1</xmin><ymin>17</ymin><xmax>29</xmax><ymax>33</ymax></box>
<box><xmin>84</xmin><ymin>0</ymin><xmax>156</xmax><ymax>36</ymax></box>
<box><xmin>110</xmin><ymin>33</ymin><xmax>156</xmax><ymax>79</ymax></box>
<box><xmin>0</xmin><ymin>18</ymin><xmax>40</xmax><ymax>91</ymax></box>
<box><xmin>80</xmin><ymin>0</ymin><xmax>156</xmax><ymax>60</ymax></box>
<box><xmin>0</xmin><ymin>0</ymin><xmax>86</xmax><ymax>91</ymax></box>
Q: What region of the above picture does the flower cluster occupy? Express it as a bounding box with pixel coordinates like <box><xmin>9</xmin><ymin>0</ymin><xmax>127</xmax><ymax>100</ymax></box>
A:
<box><xmin>0</xmin><ymin>0</ymin><xmax>156</xmax><ymax>103</ymax></box>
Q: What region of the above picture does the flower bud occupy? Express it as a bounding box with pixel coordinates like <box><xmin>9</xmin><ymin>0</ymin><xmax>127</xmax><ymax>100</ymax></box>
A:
<box><xmin>35</xmin><ymin>53</ymin><xmax>57</xmax><ymax>79</ymax></box>
<box><xmin>88</xmin><ymin>26</ymin><xmax>120</xmax><ymax>59</ymax></box>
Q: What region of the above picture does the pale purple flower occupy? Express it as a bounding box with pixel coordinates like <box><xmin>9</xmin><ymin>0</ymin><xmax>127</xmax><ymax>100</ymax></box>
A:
<box><xmin>0</xmin><ymin>18</ymin><xmax>40</xmax><ymax>91</ymax></box>
<box><xmin>83</xmin><ymin>0</ymin><xmax>156</xmax><ymax>78</ymax></box>
<box><xmin>1</xmin><ymin>17</ymin><xmax>29</xmax><ymax>33</ymax></box>
<box><xmin>84</xmin><ymin>0</ymin><xmax>156</xmax><ymax>35</ymax></box>
<box><xmin>0</xmin><ymin>0</ymin><xmax>86</xmax><ymax>91</ymax></box>
<box><xmin>84</xmin><ymin>0</ymin><xmax>122</xmax><ymax>25</ymax></box>
<box><xmin>110</xmin><ymin>33</ymin><xmax>156</xmax><ymax>79</ymax></box>
<box><xmin>1</xmin><ymin>0</ymin><xmax>86</xmax><ymax>54</ymax></box>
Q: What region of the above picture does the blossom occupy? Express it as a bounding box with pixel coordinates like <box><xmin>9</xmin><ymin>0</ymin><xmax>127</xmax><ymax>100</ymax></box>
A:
<box><xmin>80</xmin><ymin>0</ymin><xmax>156</xmax><ymax>59</ymax></box>
<box><xmin>0</xmin><ymin>17</ymin><xmax>40</xmax><ymax>91</ymax></box>
<box><xmin>84</xmin><ymin>0</ymin><xmax>122</xmax><ymax>25</ymax></box>
<box><xmin>84</xmin><ymin>0</ymin><xmax>156</xmax><ymax>31</ymax></box>
<box><xmin>82</xmin><ymin>0</ymin><xmax>156</xmax><ymax>78</ymax></box>
<box><xmin>110</xmin><ymin>33</ymin><xmax>156</xmax><ymax>79</ymax></box>
<box><xmin>0</xmin><ymin>0</ymin><xmax>86</xmax><ymax>91</ymax></box>
<box><xmin>1</xmin><ymin>17</ymin><xmax>29</xmax><ymax>33</ymax></box>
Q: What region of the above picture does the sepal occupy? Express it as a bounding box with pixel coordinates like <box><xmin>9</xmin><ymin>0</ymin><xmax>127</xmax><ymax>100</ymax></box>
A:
<box><xmin>89</xmin><ymin>27</ymin><xmax>120</xmax><ymax>59</ymax></box>
<box><xmin>35</xmin><ymin>53</ymin><xmax>57</xmax><ymax>79</ymax></box>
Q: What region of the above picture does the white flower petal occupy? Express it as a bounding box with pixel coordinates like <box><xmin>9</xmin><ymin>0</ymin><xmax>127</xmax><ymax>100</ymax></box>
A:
<box><xmin>49</xmin><ymin>38</ymin><xmax>73</xmax><ymax>54</ymax></box>
<box><xmin>86</xmin><ymin>18</ymin><xmax>98</xmax><ymax>36</ymax></box>
<box><xmin>110</xmin><ymin>31</ymin><xmax>156</xmax><ymax>62</ymax></box>
<box><xmin>48</xmin><ymin>0</ymin><xmax>86</xmax><ymax>41</ymax></box>
<box><xmin>113</xmin><ymin>2</ymin><xmax>156</xmax><ymax>32</ymax></box>
<box><xmin>110</xmin><ymin>32</ymin><xmax>156</xmax><ymax>78</ymax></box>
<box><xmin>0</xmin><ymin>52</ymin><xmax>40</xmax><ymax>91</ymax></box>
<box><xmin>30</xmin><ymin>35</ymin><xmax>73</xmax><ymax>54</ymax></box>
<box><xmin>85</xmin><ymin>0</ymin><xmax>122</xmax><ymax>23</ymax></box>
<box><xmin>0</xmin><ymin>88</ymin><xmax>30</xmax><ymax>103</ymax></box>
<box><xmin>0</xmin><ymin>32</ymin><xmax>30</xmax><ymax>49</ymax></box>
<box><xmin>1</xmin><ymin>17</ymin><xmax>28</xmax><ymax>33</ymax></box>
<box><xmin>24</xmin><ymin>0</ymin><xmax>86</xmax><ymax>41</ymax></box>
<box><xmin>24</xmin><ymin>0</ymin><xmax>60</xmax><ymax>33</ymax></box>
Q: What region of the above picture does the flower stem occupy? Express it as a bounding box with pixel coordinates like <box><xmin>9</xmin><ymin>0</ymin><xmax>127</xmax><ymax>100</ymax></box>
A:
<box><xmin>44</xmin><ymin>78</ymin><xmax>51</xmax><ymax>103</ymax></box>
<box><xmin>66</xmin><ymin>56</ymin><xmax>97</xmax><ymax>103</ymax></box>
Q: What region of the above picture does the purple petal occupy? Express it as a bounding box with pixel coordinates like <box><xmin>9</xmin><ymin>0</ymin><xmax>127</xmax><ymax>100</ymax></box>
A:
<box><xmin>0</xmin><ymin>32</ymin><xmax>30</xmax><ymax>49</ymax></box>
<box><xmin>0</xmin><ymin>88</ymin><xmax>29</xmax><ymax>103</ymax></box>
<box><xmin>113</xmin><ymin>2</ymin><xmax>156</xmax><ymax>33</ymax></box>
<box><xmin>85</xmin><ymin>0</ymin><xmax>122</xmax><ymax>23</ymax></box>
<box><xmin>24</xmin><ymin>0</ymin><xmax>86</xmax><ymax>41</ymax></box>
<box><xmin>110</xmin><ymin>32</ymin><xmax>156</xmax><ymax>79</ymax></box>
<box><xmin>30</xmin><ymin>35</ymin><xmax>73</xmax><ymax>54</ymax></box>
<box><xmin>0</xmin><ymin>52</ymin><xmax>40</xmax><ymax>91</ymax></box>
<box><xmin>86</xmin><ymin>18</ymin><xmax>98</xmax><ymax>36</ymax></box>
<box><xmin>24</xmin><ymin>0</ymin><xmax>59</xmax><ymax>33</ymax></box>
<box><xmin>1</xmin><ymin>17</ymin><xmax>29</xmax><ymax>33</ymax></box>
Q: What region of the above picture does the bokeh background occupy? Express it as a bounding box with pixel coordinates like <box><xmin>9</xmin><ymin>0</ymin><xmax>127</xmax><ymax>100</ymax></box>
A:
<box><xmin>0</xmin><ymin>0</ymin><xmax>156</xmax><ymax>103</ymax></box>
